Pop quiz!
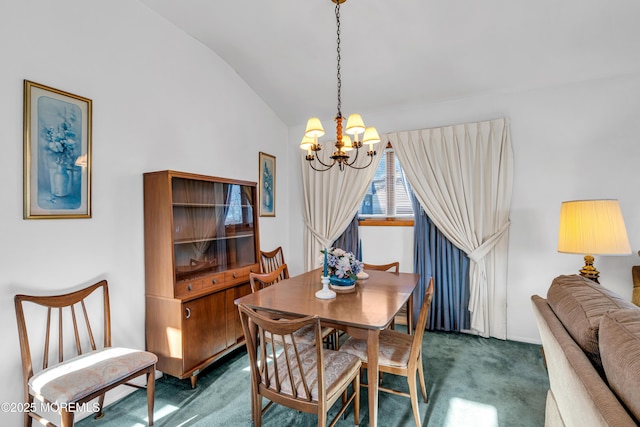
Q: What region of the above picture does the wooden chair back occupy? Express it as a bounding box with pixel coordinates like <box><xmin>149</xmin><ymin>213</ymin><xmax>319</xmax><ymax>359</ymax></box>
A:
<box><xmin>260</xmin><ymin>246</ymin><xmax>288</xmax><ymax>279</ymax></box>
<box><xmin>237</xmin><ymin>303</ymin><xmax>360</xmax><ymax>426</ymax></box>
<box><xmin>363</xmin><ymin>261</ymin><xmax>400</xmax><ymax>272</ymax></box>
<box><xmin>15</xmin><ymin>281</ymin><xmax>111</xmax><ymax>393</ymax></box>
<box><xmin>249</xmin><ymin>264</ymin><xmax>289</xmax><ymax>293</ymax></box>
<box><xmin>14</xmin><ymin>280</ymin><xmax>156</xmax><ymax>427</ymax></box>
<box><xmin>363</xmin><ymin>261</ymin><xmax>402</xmax><ymax>329</ymax></box>
<box><xmin>409</xmin><ymin>277</ymin><xmax>435</xmax><ymax>362</ymax></box>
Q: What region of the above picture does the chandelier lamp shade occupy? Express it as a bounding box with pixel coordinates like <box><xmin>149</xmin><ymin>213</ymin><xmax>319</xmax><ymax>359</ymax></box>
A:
<box><xmin>557</xmin><ymin>199</ymin><xmax>631</xmax><ymax>283</ymax></box>
<box><xmin>300</xmin><ymin>0</ymin><xmax>380</xmax><ymax>172</ymax></box>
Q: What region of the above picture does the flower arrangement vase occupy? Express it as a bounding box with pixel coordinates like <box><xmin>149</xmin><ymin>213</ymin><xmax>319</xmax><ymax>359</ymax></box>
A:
<box><xmin>329</xmin><ymin>276</ymin><xmax>357</xmax><ymax>287</ymax></box>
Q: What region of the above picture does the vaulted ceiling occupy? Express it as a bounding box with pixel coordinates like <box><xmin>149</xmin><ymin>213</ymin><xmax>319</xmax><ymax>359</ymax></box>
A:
<box><xmin>140</xmin><ymin>0</ymin><xmax>640</xmax><ymax>127</ymax></box>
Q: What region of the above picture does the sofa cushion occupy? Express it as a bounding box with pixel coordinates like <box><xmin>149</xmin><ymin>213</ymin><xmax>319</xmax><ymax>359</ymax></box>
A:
<box><xmin>599</xmin><ymin>308</ymin><xmax>640</xmax><ymax>421</ymax></box>
<box><xmin>546</xmin><ymin>275</ymin><xmax>635</xmax><ymax>372</ymax></box>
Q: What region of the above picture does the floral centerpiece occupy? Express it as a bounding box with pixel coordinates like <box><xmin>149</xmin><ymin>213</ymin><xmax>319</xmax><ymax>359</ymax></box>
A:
<box><xmin>322</xmin><ymin>247</ymin><xmax>363</xmax><ymax>287</ymax></box>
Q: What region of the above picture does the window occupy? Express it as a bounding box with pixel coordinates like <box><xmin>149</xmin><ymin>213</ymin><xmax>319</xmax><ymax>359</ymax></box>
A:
<box><xmin>225</xmin><ymin>185</ymin><xmax>242</xmax><ymax>225</ymax></box>
<box><xmin>358</xmin><ymin>148</ymin><xmax>413</xmax><ymax>222</ymax></box>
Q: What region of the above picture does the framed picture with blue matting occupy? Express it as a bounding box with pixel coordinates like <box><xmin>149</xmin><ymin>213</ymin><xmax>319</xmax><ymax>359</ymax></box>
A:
<box><xmin>23</xmin><ymin>80</ymin><xmax>92</xmax><ymax>219</ymax></box>
<box><xmin>259</xmin><ymin>152</ymin><xmax>275</xmax><ymax>217</ymax></box>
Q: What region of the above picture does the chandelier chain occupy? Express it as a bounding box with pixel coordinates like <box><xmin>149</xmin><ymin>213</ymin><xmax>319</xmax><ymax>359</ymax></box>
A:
<box><xmin>335</xmin><ymin>0</ymin><xmax>341</xmax><ymax>118</ymax></box>
<box><xmin>301</xmin><ymin>0</ymin><xmax>378</xmax><ymax>172</ymax></box>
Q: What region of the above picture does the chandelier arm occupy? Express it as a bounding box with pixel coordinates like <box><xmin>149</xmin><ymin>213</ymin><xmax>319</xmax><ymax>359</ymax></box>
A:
<box><xmin>345</xmin><ymin>153</ymin><xmax>375</xmax><ymax>170</ymax></box>
<box><xmin>313</xmin><ymin>154</ymin><xmax>337</xmax><ymax>169</ymax></box>
<box><xmin>344</xmin><ymin>144</ymin><xmax>361</xmax><ymax>166</ymax></box>
<box><xmin>308</xmin><ymin>158</ymin><xmax>336</xmax><ymax>172</ymax></box>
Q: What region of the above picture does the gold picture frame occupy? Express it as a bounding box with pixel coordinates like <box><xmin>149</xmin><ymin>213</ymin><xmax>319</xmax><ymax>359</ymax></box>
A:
<box><xmin>259</xmin><ymin>152</ymin><xmax>275</xmax><ymax>217</ymax></box>
<box><xmin>23</xmin><ymin>80</ymin><xmax>92</xmax><ymax>219</ymax></box>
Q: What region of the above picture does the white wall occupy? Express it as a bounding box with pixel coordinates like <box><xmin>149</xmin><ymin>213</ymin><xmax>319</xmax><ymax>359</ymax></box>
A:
<box><xmin>289</xmin><ymin>72</ymin><xmax>640</xmax><ymax>344</ymax></box>
<box><xmin>359</xmin><ymin>226</ymin><xmax>414</xmax><ymax>272</ymax></box>
<box><xmin>0</xmin><ymin>1</ymin><xmax>289</xmax><ymax>424</ymax></box>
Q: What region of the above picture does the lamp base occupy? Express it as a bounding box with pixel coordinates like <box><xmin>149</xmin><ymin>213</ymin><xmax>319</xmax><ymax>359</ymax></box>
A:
<box><xmin>315</xmin><ymin>276</ymin><xmax>336</xmax><ymax>299</ymax></box>
<box><xmin>579</xmin><ymin>254</ymin><xmax>600</xmax><ymax>284</ymax></box>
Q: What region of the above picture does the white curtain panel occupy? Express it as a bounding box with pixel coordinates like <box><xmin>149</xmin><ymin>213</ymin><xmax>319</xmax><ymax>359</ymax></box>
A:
<box><xmin>387</xmin><ymin>118</ymin><xmax>513</xmax><ymax>339</ymax></box>
<box><xmin>301</xmin><ymin>146</ymin><xmax>383</xmax><ymax>271</ymax></box>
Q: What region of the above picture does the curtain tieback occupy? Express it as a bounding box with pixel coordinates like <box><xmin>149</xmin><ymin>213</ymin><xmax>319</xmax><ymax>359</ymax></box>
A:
<box><xmin>468</xmin><ymin>220</ymin><xmax>511</xmax><ymax>263</ymax></box>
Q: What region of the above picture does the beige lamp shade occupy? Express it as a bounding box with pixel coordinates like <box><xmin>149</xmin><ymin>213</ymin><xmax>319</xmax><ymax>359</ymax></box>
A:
<box><xmin>362</xmin><ymin>127</ymin><xmax>381</xmax><ymax>145</ymax></box>
<box><xmin>558</xmin><ymin>199</ymin><xmax>631</xmax><ymax>255</ymax></box>
<box><xmin>304</xmin><ymin>117</ymin><xmax>325</xmax><ymax>138</ymax></box>
<box><xmin>345</xmin><ymin>114</ymin><xmax>365</xmax><ymax>136</ymax></box>
<box><xmin>300</xmin><ymin>135</ymin><xmax>315</xmax><ymax>150</ymax></box>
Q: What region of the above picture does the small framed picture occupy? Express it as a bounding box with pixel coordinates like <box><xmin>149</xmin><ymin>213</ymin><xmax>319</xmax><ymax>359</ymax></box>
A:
<box><xmin>23</xmin><ymin>80</ymin><xmax>92</xmax><ymax>219</ymax></box>
<box><xmin>258</xmin><ymin>152</ymin><xmax>275</xmax><ymax>217</ymax></box>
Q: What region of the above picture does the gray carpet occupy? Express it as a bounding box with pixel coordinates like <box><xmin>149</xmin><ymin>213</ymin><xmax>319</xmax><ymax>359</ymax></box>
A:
<box><xmin>77</xmin><ymin>330</ymin><xmax>549</xmax><ymax>426</ymax></box>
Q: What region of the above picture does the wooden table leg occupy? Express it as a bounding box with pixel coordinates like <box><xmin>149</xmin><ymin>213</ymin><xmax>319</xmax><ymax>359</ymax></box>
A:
<box><xmin>367</xmin><ymin>329</ymin><xmax>380</xmax><ymax>427</ymax></box>
<box><xmin>407</xmin><ymin>293</ymin><xmax>414</xmax><ymax>335</ymax></box>
<box><xmin>246</xmin><ymin>319</ymin><xmax>257</xmax><ymax>423</ymax></box>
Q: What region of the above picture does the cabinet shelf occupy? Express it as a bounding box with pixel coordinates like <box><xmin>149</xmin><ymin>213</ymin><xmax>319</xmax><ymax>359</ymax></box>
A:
<box><xmin>174</xmin><ymin>231</ymin><xmax>255</xmax><ymax>245</ymax></box>
<box><xmin>173</xmin><ymin>203</ymin><xmax>254</xmax><ymax>208</ymax></box>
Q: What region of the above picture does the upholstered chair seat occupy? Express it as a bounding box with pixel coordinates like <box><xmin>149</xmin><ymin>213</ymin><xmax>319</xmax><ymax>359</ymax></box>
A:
<box><xmin>29</xmin><ymin>347</ymin><xmax>157</xmax><ymax>405</ymax></box>
<box><xmin>265</xmin><ymin>344</ymin><xmax>361</xmax><ymax>402</ymax></box>
<box><xmin>341</xmin><ymin>329</ymin><xmax>412</xmax><ymax>368</ymax></box>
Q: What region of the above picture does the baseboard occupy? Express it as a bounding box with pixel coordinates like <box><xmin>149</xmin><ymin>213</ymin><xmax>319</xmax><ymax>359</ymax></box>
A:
<box><xmin>507</xmin><ymin>335</ymin><xmax>542</xmax><ymax>345</ymax></box>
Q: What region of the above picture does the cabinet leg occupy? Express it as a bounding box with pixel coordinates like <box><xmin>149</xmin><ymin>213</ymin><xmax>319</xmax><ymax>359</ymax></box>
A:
<box><xmin>190</xmin><ymin>374</ymin><xmax>198</xmax><ymax>389</ymax></box>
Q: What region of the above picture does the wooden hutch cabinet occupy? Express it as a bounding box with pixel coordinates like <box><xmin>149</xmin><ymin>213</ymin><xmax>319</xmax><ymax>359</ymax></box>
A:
<box><xmin>143</xmin><ymin>170</ymin><xmax>260</xmax><ymax>387</ymax></box>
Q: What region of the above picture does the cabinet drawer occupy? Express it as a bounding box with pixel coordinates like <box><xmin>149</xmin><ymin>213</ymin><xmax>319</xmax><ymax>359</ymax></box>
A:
<box><xmin>201</xmin><ymin>273</ymin><xmax>226</xmax><ymax>291</ymax></box>
<box><xmin>225</xmin><ymin>268</ymin><xmax>244</xmax><ymax>283</ymax></box>
<box><xmin>175</xmin><ymin>278</ymin><xmax>205</xmax><ymax>296</ymax></box>
<box><xmin>225</xmin><ymin>265</ymin><xmax>259</xmax><ymax>283</ymax></box>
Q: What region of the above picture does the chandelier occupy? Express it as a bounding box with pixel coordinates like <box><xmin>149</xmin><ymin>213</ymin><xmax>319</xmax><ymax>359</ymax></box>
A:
<box><xmin>300</xmin><ymin>0</ymin><xmax>380</xmax><ymax>172</ymax></box>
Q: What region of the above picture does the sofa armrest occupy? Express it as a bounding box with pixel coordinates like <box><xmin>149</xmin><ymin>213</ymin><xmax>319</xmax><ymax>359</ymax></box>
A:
<box><xmin>531</xmin><ymin>295</ymin><xmax>636</xmax><ymax>427</ymax></box>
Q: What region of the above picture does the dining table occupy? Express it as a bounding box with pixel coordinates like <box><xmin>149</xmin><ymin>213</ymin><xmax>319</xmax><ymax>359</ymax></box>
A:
<box><xmin>234</xmin><ymin>268</ymin><xmax>421</xmax><ymax>427</ymax></box>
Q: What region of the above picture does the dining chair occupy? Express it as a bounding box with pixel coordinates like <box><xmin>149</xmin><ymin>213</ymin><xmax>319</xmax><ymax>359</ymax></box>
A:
<box><xmin>362</xmin><ymin>261</ymin><xmax>406</xmax><ymax>331</ymax></box>
<box><xmin>249</xmin><ymin>264</ymin><xmax>337</xmax><ymax>349</ymax></box>
<box><xmin>260</xmin><ymin>246</ymin><xmax>289</xmax><ymax>280</ymax></box>
<box><xmin>362</xmin><ymin>261</ymin><xmax>400</xmax><ymax>273</ymax></box>
<box><xmin>14</xmin><ymin>280</ymin><xmax>158</xmax><ymax>427</ymax></box>
<box><xmin>250</xmin><ymin>263</ymin><xmax>290</xmax><ymax>293</ymax></box>
<box><xmin>238</xmin><ymin>303</ymin><xmax>361</xmax><ymax>427</ymax></box>
<box><xmin>340</xmin><ymin>277</ymin><xmax>435</xmax><ymax>427</ymax></box>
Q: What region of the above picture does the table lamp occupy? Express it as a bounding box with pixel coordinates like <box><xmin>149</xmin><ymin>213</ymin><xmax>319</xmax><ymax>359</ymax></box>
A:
<box><xmin>557</xmin><ymin>199</ymin><xmax>631</xmax><ymax>283</ymax></box>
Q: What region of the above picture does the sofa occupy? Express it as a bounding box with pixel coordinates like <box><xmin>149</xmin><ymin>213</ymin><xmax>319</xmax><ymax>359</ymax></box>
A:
<box><xmin>531</xmin><ymin>274</ymin><xmax>640</xmax><ymax>426</ymax></box>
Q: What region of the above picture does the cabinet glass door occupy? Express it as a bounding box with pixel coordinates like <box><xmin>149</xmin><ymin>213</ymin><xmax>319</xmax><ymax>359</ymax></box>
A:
<box><xmin>172</xmin><ymin>178</ymin><xmax>256</xmax><ymax>281</ymax></box>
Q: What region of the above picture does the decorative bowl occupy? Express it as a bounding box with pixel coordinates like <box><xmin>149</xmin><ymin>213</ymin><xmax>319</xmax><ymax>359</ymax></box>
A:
<box><xmin>329</xmin><ymin>276</ymin><xmax>357</xmax><ymax>287</ymax></box>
